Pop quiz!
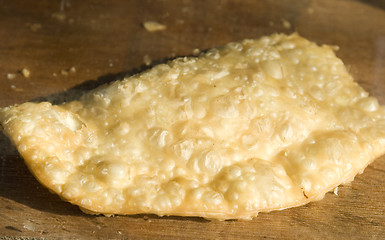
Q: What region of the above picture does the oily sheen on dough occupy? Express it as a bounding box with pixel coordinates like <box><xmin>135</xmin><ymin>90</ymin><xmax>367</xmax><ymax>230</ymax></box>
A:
<box><xmin>1</xmin><ymin>33</ymin><xmax>385</xmax><ymax>220</ymax></box>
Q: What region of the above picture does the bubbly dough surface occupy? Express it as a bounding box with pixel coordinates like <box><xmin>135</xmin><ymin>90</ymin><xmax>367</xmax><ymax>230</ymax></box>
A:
<box><xmin>1</xmin><ymin>33</ymin><xmax>385</xmax><ymax>220</ymax></box>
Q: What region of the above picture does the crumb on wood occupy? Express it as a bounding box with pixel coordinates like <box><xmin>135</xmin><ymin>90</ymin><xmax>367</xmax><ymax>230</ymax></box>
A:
<box><xmin>23</xmin><ymin>222</ymin><xmax>36</xmax><ymax>231</ymax></box>
<box><xmin>61</xmin><ymin>69</ymin><xmax>69</xmax><ymax>76</ymax></box>
<box><xmin>282</xmin><ymin>19</ymin><xmax>291</xmax><ymax>29</ymax></box>
<box><xmin>26</xmin><ymin>23</ymin><xmax>42</xmax><ymax>32</ymax></box>
<box><xmin>182</xmin><ymin>7</ymin><xmax>189</xmax><ymax>13</ymax></box>
<box><xmin>61</xmin><ymin>66</ymin><xmax>76</xmax><ymax>76</ymax></box>
<box><xmin>10</xmin><ymin>85</ymin><xmax>24</xmax><ymax>92</ymax></box>
<box><xmin>52</xmin><ymin>12</ymin><xmax>67</xmax><ymax>22</ymax></box>
<box><xmin>307</xmin><ymin>7</ymin><xmax>314</xmax><ymax>14</ymax></box>
<box><xmin>6</xmin><ymin>73</ymin><xmax>16</xmax><ymax>80</ymax></box>
<box><xmin>143</xmin><ymin>54</ymin><xmax>152</xmax><ymax>66</ymax></box>
<box><xmin>143</xmin><ymin>21</ymin><xmax>166</xmax><ymax>32</ymax></box>
<box><xmin>21</xmin><ymin>68</ymin><xmax>30</xmax><ymax>78</ymax></box>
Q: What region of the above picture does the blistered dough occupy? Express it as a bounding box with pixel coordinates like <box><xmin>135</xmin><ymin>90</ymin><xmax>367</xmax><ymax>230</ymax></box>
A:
<box><xmin>1</xmin><ymin>33</ymin><xmax>385</xmax><ymax>220</ymax></box>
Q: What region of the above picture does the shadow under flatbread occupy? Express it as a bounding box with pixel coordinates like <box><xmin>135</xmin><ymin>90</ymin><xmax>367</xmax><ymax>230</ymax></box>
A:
<box><xmin>31</xmin><ymin>56</ymin><xmax>183</xmax><ymax>105</ymax></box>
<box><xmin>359</xmin><ymin>0</ymin><xmax>385</xmax><ymax>11</ymax></box>
<box><xmin>128</xmin><ymin>214</ymin><xmax>211</xmax><ymax>223</ymax></box>
<box><xmin>31</xmin><ymin>70</ymin><xmax>138</xmax><ymax>105</ymax></box>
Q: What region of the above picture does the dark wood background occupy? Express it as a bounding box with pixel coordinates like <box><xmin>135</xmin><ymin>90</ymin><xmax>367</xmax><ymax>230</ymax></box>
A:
<box><xmin>1</xmin><ymin>0</ymin><xmax>385</xmax><ymax>239</ymax></box>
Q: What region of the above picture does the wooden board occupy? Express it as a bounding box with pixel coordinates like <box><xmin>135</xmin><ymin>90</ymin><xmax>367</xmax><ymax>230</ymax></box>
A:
<box><xmin>1</xmin><ymin>0</ymin><xmax>385</xmax><ymax>238</ymax></box>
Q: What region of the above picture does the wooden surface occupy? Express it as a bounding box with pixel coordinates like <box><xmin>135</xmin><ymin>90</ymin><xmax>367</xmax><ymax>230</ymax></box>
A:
<box><xmin>1</xmin><ymin>0</ymin><xmax>385</xmax><ymax>239</ymax></box>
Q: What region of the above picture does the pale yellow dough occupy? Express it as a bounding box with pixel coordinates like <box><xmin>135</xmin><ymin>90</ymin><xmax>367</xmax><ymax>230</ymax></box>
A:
<box><xmin>1</xmin><ymin>33</ymin><xmax>385</xmax><ymax>220</ymax></box>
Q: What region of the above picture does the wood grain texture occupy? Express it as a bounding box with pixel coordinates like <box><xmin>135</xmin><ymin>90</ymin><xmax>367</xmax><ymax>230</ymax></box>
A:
<box><xmin>0</xmin><ymin>0</ymin><xmax>385</xmax><ymax>239</ymax></box>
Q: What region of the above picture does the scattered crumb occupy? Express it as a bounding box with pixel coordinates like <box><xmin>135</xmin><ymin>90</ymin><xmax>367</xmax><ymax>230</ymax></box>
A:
<box><xmin>307</xmin><ymin>7</ymin><xmax>314</xmax><ymax>14</ymax></box>
<box><xmin>268</xmin><ymin>21</ymin><xmax>274</xmax><ymax>27</ymax></box>
<box><xmin>182</xmin><ymin>7</ymin><xmax>189</xmax><ymax>13</ymax></box>
<box><xmin>6</xmin><ymin>73</ymin><xmax>16</xmax><ymax>80</ymax></box>
<box><xmin>23</xmin><ymin>222</ymin><xmax>36</xmax><ymax>231</ymax></box>
<box><xmin>333</xmin><ymin>187</ymin><xmax>339</xmax><ymax>196</ymax></box>
<box><xmin>282</xmin><ymin>19</ymin><xmax>291</xmax><ymax>29</ymax></box>
<box><xmin>61</xmin><ymin>70</ymin><xmax>69</xmax><ymax>76</ymax></box>
<box><xmin>53</xmin><ymin>72</ymin><xmax>57</xmax><ymax>77</ymax></box>
<box><xmin>143</xmin><ymin>55</ymin><xmax>152</xmax><ymax>66</ymax></box>
<box><xmin>21</xmin><ymin>68</ymin><xmax>30</xmax><ymax>78</ymax></box>
<box><xmin>10</xmin><ymin>85</ymin><xmax>24</xmax><ymax>92</ymax></box>
<box><xmin>192</xmin><ymin>48</ymin><xmax>200</xmax><ymax>56</ymax></box>
<box><xmin>26</xmin><ymin>23</ymin><xmax>42</xmax><ymax>32</ymax></box>
<box><xmin>30</xmin><ymin>23</ymin><xmax>42</xmax><ymax>31</ymax></box>
<box><xmin>60</xmin><ymin>67</ymin><xmax>76</xmax><ymax>76</ymax></box>
<box><xmin>109</xmin><ymin>63</ymin><xmax>114</xmax><ymax>67</ymax></box>
<box><xmin>143</xmin><ymin>21</ymin><xmax>166</xmax><ymax>32</ymax></box>
<box><xmin>117</xmin><ymin>230</ymin><xmax>122</xmax><ymax>235</ymax></box>
<box><xmin>52</xmin><ymin>12</ymin><xmax>66</xmax><ymax>22</ymax></box>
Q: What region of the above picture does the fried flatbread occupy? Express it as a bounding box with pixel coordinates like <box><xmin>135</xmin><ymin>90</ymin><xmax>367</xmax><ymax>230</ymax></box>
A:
<box><xmin>1</xmin><ymin>33</ymin><xmax>385</xmax><ymax>220</ymax></box>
